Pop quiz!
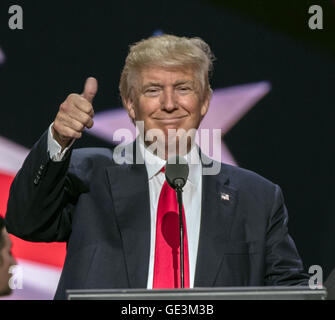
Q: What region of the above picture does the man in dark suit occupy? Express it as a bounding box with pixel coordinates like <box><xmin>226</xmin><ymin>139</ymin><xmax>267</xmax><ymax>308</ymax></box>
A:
<box><xmin>5</xmin><ymin>34</ymin><xmax>309</xmax><ymax>299</ymax></box>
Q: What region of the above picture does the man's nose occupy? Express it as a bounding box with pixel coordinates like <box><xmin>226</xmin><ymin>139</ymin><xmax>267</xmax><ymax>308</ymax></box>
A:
<box><xmin>161</xmin><ymin>89</ymin><xmax>177</xmax><ymax>112</ymax></box>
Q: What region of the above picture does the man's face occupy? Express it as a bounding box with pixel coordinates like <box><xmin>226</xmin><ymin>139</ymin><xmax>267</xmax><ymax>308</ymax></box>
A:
<box><xmin>125</xmin><ymin>66</ymin><xmax>210</xmax><ymax>155</ymax></box>
<box><xmin>0</xmin><ymin>228</ymin><xmax>16</xmax><ymax>296</ymax></box>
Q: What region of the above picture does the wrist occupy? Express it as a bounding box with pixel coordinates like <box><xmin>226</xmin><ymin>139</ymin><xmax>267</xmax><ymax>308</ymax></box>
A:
<box><xmin>51</xmin><ymin>125</ymin><xmax>72</xmax><ymax>151</ymax></box>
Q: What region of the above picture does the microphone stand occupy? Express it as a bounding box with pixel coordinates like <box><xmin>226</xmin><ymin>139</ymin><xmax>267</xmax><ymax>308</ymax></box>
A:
<box><xmin>165</xmin><ymin>157</ymin><xmax>189</xmax><ymax>289</ymax></box>
<box><xmin>175</xmin><ymin>186</ymin><xmax>184</xmax><ymax>289</ymax></box>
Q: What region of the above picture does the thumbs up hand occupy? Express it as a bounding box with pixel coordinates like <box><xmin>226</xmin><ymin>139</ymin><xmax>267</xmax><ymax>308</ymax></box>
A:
<box><xmin>52</xmin><ymin>77</ymin><xmax>98</xmax><ymax>150</ymax></box>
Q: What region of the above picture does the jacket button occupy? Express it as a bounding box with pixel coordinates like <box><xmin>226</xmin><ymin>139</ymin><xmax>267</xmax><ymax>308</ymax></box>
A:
<box><xmin>33</xmin><ymin>178</ymin><xmax>39</xmax><ymax>185</ymax></box>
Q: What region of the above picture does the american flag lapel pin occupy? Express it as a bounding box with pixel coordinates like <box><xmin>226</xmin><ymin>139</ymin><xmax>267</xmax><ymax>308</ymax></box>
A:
<box><xmin>221</xmin><ymin>192</ymin><xmax>230</xmax><ymax>201</ymax></box>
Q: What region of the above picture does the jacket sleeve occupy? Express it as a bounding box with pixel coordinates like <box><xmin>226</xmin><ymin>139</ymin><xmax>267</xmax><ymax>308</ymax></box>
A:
<box><xmin>5</xmin><ymin>130</ymin><xmax>81</xmax><ymax>242</ymax></box>
<box><xmin>264</xmin><ymin>184</ymin><xmax>310</xmax><ymax>286</ymax></box>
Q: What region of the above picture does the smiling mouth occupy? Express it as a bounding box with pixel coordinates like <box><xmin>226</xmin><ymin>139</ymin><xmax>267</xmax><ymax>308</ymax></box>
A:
<box><xmin>154</xmin><ymin>116</ymin><xmax>187</xmax><ymax>123</ymax></box>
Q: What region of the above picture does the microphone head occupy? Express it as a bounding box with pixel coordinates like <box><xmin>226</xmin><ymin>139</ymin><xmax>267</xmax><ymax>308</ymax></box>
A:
<box><xmin>165</xmin><ymin>156</ymin><xmax>189</xmax><ymax>190</ymax></box>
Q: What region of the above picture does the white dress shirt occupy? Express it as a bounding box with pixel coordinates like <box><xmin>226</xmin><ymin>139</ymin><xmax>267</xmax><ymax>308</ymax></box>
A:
<box><xmin>47</xmin><ymin>124</ymin><xmax>202</xmax><ymax>288</ymax></box>
<box><xmin>47</xmin><ymin>124</ymin><xmax>75</xmax><ymax>161</ymax></box>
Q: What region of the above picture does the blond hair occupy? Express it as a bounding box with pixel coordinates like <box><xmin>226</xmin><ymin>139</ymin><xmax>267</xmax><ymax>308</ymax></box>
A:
<box><xmin>119</xmin><ymin>34</ymin><xmax>215</xmax><ymax>103</ymax></box>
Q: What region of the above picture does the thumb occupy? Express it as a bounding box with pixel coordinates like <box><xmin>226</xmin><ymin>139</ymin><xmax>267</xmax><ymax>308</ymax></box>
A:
<box><xmin>82</xmin><ymin>77</ymin><xmax>98</xmax><ymax>103</ymax></box>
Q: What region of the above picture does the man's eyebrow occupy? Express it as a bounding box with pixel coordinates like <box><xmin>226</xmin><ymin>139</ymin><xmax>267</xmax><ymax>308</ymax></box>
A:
<box><xmin>142</xmin><ymin>80</ymin><xmax>195</xmax><ymax>90</ymax></box>
<box><xmin>142</xmin><ymin>82</ymin><xmax>163</xmax><ymax>89</ymax></box>
<box><xmin>174</xmin><ymin>80</ymin><xmax>193</xmax><ymax>84</ymax></box>
<box><xmin>173</xmin><ymin>80</ymin><xmax>195</xmax><ymax>87</ymax></box>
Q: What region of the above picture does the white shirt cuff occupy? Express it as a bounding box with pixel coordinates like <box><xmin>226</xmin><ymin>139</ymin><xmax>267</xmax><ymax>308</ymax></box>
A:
<box><xmin>47</xmin><ymin>123</ymin><xmax>75</xmax><ymax>162</ymax></box>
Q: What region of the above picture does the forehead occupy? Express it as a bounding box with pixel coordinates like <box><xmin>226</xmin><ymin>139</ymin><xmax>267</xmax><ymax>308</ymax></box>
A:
<box><xmin>139</xmin><ymin>66</ymin><xmax>196</xmax><ymax>84</ymax></box>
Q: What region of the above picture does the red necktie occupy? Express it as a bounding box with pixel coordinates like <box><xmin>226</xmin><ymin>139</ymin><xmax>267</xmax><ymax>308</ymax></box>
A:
<box><xmin>153</xmin><ymin>167</ymin><xmax>190</xmax><ymax>288</ymax></box>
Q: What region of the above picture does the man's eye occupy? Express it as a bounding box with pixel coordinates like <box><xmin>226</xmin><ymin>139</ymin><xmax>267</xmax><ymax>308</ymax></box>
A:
<box><xmin>145</xmin><ymin>88</ymin><xmax>160</xmax><ymax>95</ymax></box>
<box><xmin>178</xmin><ymin>87</ymin><xmax>191</xmax><ymax>93</ymax></box>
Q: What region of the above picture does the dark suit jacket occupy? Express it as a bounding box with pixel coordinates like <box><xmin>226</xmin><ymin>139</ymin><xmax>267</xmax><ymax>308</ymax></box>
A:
<box><xmin>5</xmin><ymin>131</ymin><xmax>309</xmax><ymax>299</ymax></box>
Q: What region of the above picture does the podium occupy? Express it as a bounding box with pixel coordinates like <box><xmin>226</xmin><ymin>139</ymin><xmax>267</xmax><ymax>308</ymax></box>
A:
<box><xmin>66</xmin><ymin>286</ymin><xmax>327</xmax><ymax>300</ymax></box>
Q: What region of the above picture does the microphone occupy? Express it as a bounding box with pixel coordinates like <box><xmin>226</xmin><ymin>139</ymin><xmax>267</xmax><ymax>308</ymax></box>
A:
<box><xmin>165</xmin><ymin>156</ymin><xmax>189</xmax><ymax>190</ymax></box>
<box><xmin>165</xmin><ymin>156</ymin><xmax>189</xmax><ymax>289</ymax></box>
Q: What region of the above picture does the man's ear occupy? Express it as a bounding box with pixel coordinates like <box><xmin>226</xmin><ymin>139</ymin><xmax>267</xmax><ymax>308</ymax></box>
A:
<box><xmin>200</xmin><ymin>89</ymin><xmax>212</xmax><ymax>118</ymax></box>
<box><xmin>124</xmin><ymin>98</ymin><xmax>136</xmax><ymax>122</ymax></box>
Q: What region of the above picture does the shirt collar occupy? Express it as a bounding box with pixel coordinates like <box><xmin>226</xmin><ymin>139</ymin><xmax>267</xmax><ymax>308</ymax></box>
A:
<box><xmin>138</xmin><ymin>135</ymin><xmax>202</xmax><ymax>186</ymax></box>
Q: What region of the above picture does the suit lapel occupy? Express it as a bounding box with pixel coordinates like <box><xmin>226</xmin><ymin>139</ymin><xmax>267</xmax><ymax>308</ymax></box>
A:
<box><xmin>106</xmin><ymin>142</ymin><xmax>150</xmax><ymax>288</ymax></box>
<box><xmin>194</xmin><ymin>163</ymin><xmax>238</xmax><ymax>287</ymax></box>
